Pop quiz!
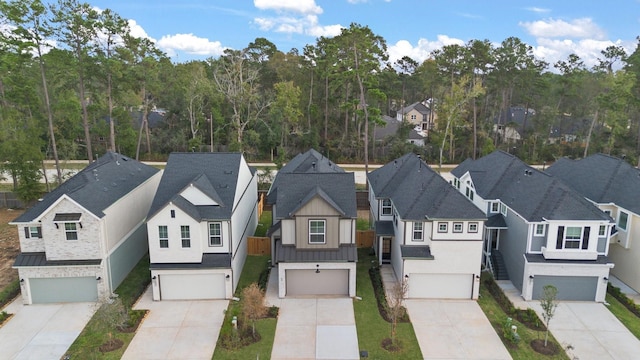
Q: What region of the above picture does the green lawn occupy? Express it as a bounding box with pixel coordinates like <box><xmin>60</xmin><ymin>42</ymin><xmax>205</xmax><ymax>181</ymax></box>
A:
<box><xmin>64</xmin><ymin>253</ymin><xmax>151</xmax><ymax>359</ymax></box>
<box><xmin>477</xmin><ymin>280</ymin><xmax>569</xmax><ymax>360</ymax></box>
<box><xmin>254</xmin><ymin>210</ymin><xmax>272</xmax><ymax>237</ymax></box>
<box><xmin>354</xmin><ymin>248</ymin><xmax>422</xmax><ymax>359</ymax></box>
<box><xmin>605</xmin><ymin>293</ymin><xmax>640</xmax><ymax>339</ymax></box>
<box><xmin>213</xmin><ymin>254</ymin><xmax>276</xmax><ymax>360</ymax></box>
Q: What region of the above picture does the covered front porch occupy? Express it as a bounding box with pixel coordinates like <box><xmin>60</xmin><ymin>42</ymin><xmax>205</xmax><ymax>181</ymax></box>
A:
<box><xmin>483</xmin><ymin>214</ymin><xmax>509</xmax><ymax>280</ymax></box>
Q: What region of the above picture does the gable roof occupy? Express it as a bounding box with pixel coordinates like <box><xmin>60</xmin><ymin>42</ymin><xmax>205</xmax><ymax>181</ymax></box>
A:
<box><xmin>147</xmin><ymin>152</ymin><xmax>254</xmax><ymax>221</ymax></box>
<box><xmin>271</xmin><ymin>173</ymin><xmax>357</xmax><ymax>219</ymax></box>
<box><xmin>375</xmin><ymin>115</ymin><xmax>426</xmax><ymax>141</ymax></box>
<box><xmin>368</xmin><ymin>153</ymin><xmax>485</xmax><ymax>221</ymax></box>
<box><xmin>399</xmin><ymin>101</ymin><xmax>430</xmax><ymax>116</ymax></box>
<box><xmin>13</xmin><ymin>152</ymin><xmax>159</xmax><ymax>223</ymax></box>
<box><xmin>452</xmin><ymin>151</ymin><xmax>610</xmax><ymax>222</ymax></box>
<box><xmin>546</xmin><ymin>154</ymin><xmax>640</xmax><ymax>215</ymax></box>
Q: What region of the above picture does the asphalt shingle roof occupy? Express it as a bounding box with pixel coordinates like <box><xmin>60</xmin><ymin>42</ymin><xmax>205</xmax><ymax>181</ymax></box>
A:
<box><xmin>367</xmin><ymin>153</ymin><xmax>486</xmax><ymax>221</ymax></box>
<box><xmin>452</xmin><ymin>151</ymin><xmax>610</xmax><ymax>222</ymax></box>
<box><xmin>546</xmin><ymin>154</ymin><xmax>640</xmax><ymax>215</ymax></box>
<box><xmin>13</xmin><ymin>152</ymin><xmax>159</xmax><ymax>223</ymax></box>
<box><xmin>147</xmin><ymin>152</ymin><xmax>254</xmax><ymax>221</ymax></box>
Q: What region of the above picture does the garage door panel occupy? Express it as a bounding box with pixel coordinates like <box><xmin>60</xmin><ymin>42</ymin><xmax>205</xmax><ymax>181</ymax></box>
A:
<box><xmin>532</xmin><ymin>275</ymin><xmax>597</xmax><ymax>301</ymax></box>
<box><xmin>160</xmin><ymin>273</ymin><xmax>226</xmax><ymax>300</ymax></box>
<box><xmin>286</xmin><ymin>269</ymin><xmax>348</xmax><ymax>296</ymax></box>
<box><xmin>30</xmin><ymin>277</ymin><xmax>98</xmax><ymax>303</ymax></box>
<box><xmin>409</xmin><ymin>274</ymin><xmax>473</xmax><ymax>299</ymax></box>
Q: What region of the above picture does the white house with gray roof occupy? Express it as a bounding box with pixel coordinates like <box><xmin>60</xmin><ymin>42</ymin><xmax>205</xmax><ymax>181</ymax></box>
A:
<box><xmin>547</xmin><ymin>154</ymin><xmax>640</xmax><ymax>294</ymax></box>
<box><xmin>368</xmin><ymin>153</ymin><xmax>487</xmax><ymax>299</ymax></box>
<box><xmin>145</xmin><ymin>152</ymin><xmax>258</xmax><ymax>300</ymax></box>
<box><xmin>267</xmin><ymin>149</ymin><xmax>358</xmax><ymax>298</ymax></box>
<box><xmin>452</xmin><ymin>151</ymin><xmax>614</xmax><ymax>302</ymax></box>
<box><xmin>11</xmin><ymin>152</ymin><xmax>161</xmax><ymax>304</ymax></box>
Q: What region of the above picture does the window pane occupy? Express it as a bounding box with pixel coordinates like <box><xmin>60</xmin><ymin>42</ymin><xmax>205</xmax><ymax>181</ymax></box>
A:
<box><xmin>566</xmin><ymin>227</ymin><xmax>581</xmax><ymax>239</ymax></box>
<box><xmin>181</xmin><ymin>226</ymin><xmax>190</xmax><ymax>238</ymax></box>
<box><xmin>618</xmin><ymin>212</ymin><xmax>629</xmax><ymax>230</ymax></box>
<box><xmin>159</xmin><ymin>226</ymin><xmax>168</xmax><ymax>238</ymax></box>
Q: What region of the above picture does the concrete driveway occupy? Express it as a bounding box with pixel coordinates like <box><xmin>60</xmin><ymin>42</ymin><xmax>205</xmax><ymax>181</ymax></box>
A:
<box><xmin>405</xmin><ymin>299</ymin><xmax>511</xmax><ymax>360</ymax></box>
<box><xmin>271</xmin><ymin>298</ymin><xmax>360</xmax><ymax>360</ymax></box>
<box><xmin>528</xmin><ymin>301</ymin><xmax>640</xmax><ymax>360</ymax></box>
<box><xmin>0</xmin><ymin>295</ymin><xmax>96</xmax><ymax>360</ymax></box>
<box><xmin>121</xmin><ymin>286</ymin><xmax>228</xmax><ymax>360</ymax></box>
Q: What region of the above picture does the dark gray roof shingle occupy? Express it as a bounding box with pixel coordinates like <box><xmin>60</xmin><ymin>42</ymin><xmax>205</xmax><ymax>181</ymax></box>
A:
<box><xmin>13</xmin><ymin>152</ymin><xmax>159</xmax><ymax>223</ymax></box>
<box><xmin>367</xmin><ymin>153</ymin><xmax>486</xmax><ymax>221</ymax></box>
<box><xmin>546</xmin><ymin>154</ymin><xmax>640</xmax><ymax>215</ymax></box>
<box><xmin>453</xmin><ymin>151</ymin><xmax>610</xmax><ymax>222</ymax></box>
<box><xmin>148</xmin><ymin>153</ymin><xmax>253</xmax><ymax>221</ymax></box>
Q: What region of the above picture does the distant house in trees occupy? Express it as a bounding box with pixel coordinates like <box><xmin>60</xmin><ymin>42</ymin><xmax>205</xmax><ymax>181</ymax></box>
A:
<box><xmin>397</xmin><ymin>100</ymin><xmax>436</xmax><ymax>136</ymax></box>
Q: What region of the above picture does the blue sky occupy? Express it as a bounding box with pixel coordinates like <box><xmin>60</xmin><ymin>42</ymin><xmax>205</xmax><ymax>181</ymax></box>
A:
<box><xmin>87</xmin><ymin>0</ymin><xmax>638</xmax><ymax>70</ymax></box>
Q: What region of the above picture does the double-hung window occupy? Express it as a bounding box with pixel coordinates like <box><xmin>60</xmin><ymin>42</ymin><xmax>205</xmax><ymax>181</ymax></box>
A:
<box><xmin>535</xmin><ymin>224</ymin><xmax>545</xmax><ymax>236</ymax></box>
<box><xmin>181</xmin><ymin>225</ymin><xmax>191</xmax><ymax>248</ymax></box>
<box><xmin>24</xmin><ymin>226</ymin><xmax>42</xmax><ymax>238</ymax></box>
<box><xmin>556</xmin><ymin>226</ymin><xmax>590</xmax><ymax>250</ymax></box>
<box><xmin>209</xmin><ymin>222</ymin><xmax>222</xmax><ymax>246</ymax></box>
<box><xmin>490</xmin><ymin>202</ymin><xmax>499</xmax><ymax>213</ymax></box>
<box><xmin>159</xmin><ymin>226</ymin><xmax>168</xmax><ymax>248</ymax></box>
<box><xmin>309</xmin><ymin>220</ymin><xmax>326</xmax><ymax>244</ymax></box>
<box><xmin>413</xmin><ymin>222</ymin><xmax>423</xmax><ymax>241</ymax></box>
<box><xmin>64</xmin><ymin>223</ymin><xmax>78</xmax><ymax>240</ymax></box>
<box><xmin>381</xmin><ymin>199</ymin><xmax>392</xmax><ymax>216</ymax></box>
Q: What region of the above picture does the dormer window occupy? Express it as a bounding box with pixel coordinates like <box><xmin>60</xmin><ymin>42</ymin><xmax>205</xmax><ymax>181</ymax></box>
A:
<box><xmin>309</xmin><ymin>220</ymin><xmax>326</xmax><ymax>244</ymax></box>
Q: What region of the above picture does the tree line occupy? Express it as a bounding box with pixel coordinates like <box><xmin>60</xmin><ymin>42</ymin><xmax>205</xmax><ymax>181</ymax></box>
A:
<box><xmin>2</xmin><ymin>0</ymin><xmax>640</xmax><ymax>198</ymax></box>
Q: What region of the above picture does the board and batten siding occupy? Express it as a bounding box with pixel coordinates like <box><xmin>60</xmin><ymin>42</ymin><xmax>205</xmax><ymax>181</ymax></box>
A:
<box><xmin>294</xmin><ymin>196</ymin><xmax>341</xmax><ymax>249</ymax></box>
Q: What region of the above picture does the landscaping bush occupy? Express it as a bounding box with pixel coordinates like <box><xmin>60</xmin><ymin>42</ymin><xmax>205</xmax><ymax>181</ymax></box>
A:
<box><xmin>368</xmin><ymin>265</ymin><xmax>409</xmax><ymax>323</ymax></box>
<box><xmin>608</xmin><ymin>283</ymin><xmax>640</xmax><ymax>318</ymax></box>
<box><xmin>0</xmin><ymin>310</ymin><xmax>11</xmax><ymax>326</ymax></box>
<box><xmin>0</xmin><ymin>279</ymin><xmax>20</xmax><ymax>309</ymax></box>
<box><xmin>482</xmin><ymin>274</ymin><xmax>545</xmax><ymax>331</ymax></box>
<box><xmin>257</xmin><ymin>265</ymin><xmax>271</xmax><ymax>291</ymax></box>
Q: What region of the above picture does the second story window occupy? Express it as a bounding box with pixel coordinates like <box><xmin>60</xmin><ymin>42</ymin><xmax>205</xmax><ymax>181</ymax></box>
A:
<box><xmin>181</xmin><ymin>225</ymin><xmax>191</xmax><ymax>248</ymax></box>
<box><xmin>159</xmin><ymin>226</ymin><xmax>168</xmax><ymax>248</ymax></box>
<box><xmin>618</xmin><ymin>211</ymin><xmax>629</xmax><ymax>231</ymax></box>
<box><xmin>453</xmin><ymin>222</ymin><xmax>463</xmax><ymax>233</ymax></box>
<box><xmin>24</xmin><ymin>226</ymin><xmax>42</xmax><ymax>239</ymax></box>
<box><xmin>556</xmin><ymin>226</ymin><xmax>590</xmax><ymax>250</ymax></box>
<box><xmin>64</xmin><ymin>223</ymin><xmax>78</xmax><ymax>240</ymax></box>
<box><xmin>413</xmin><ymin>222</ymin><xmax>423</xmax><ymax>241</ymax></box>
<box><xmin>309</xmin><ymin>220</ymin><xmax>326</xmax><ymax>244</ymax></box>
<box><xmin>468</xmin><ymin>222</ymin><xmax>478</xmax><ymax>233</ymax></box>
<box><xmin>535</xmin><ymin>224</ymin><xmax>545</xmax><ymax>236</ymax></box>
<box><xmin>490</xmin><ymin>202</ymin><xmax>499</xmax><ymax>213</ymax></box>
<box><xmin>209</xmin><ymin>222</ymin><xmax>222</xmax><ymax>246</ymax></box>
<box><xmin>381</xmin><ymin>199</ymin><xmax>392</xmax><ymax>215</ymax></box>
<box><xmin>599</xmin><ymin>225</ymin><xmax>606</xmax><ymax>236</ymax></box>
<box><xmin>438</xmin><ymin>222</ymin><xmax>448</xmax><ymax>233</ymax></box>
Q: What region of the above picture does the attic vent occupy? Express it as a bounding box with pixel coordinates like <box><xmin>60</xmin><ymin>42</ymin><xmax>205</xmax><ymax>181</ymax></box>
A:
<box><xmin>524</xmin><ymin>169</ymin><xmax>533</xmax><ymax>176</ymax></box>
<box><xmin>121</xmin><ymin>156</ymin><xmax>129</xmax><ymax>161</ymax></box>
<box><xmin>116</xmin><ymin>160</ymin><xmax>120</xmax><ymax>165</ymax></box>
<box><xmin>312</xmin><ymin>162</ymin><xmax>316</xmax><ymax>170</ymax></box>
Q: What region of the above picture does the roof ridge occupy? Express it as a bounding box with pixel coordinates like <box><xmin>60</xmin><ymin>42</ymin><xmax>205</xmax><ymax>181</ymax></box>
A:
<box><xmin>600</xmin><ymin>159</ymin><xmax>624</xmax><ymax>203</ymax></box>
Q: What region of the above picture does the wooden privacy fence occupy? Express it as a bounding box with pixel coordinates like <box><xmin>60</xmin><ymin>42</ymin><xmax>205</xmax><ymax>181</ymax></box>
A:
<box><xmin>248</xmin><ymin>236</ymin><xmax>271</xmax><ymax>255</ymax></box>
<box><xmin>356</xmin><ymin>230</ymin><xmax>375</xmax><ymax>248</ymax></box>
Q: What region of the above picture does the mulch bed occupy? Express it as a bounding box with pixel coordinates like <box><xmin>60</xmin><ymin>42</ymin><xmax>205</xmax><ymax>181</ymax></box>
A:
<box><xmin>99</xmin><ymin>338</ymin><xmax>124</xmax><ymax>353</ymax></box>
<box><xmin>381</xmin><ymin>337</ymin><xmax>403</xmax><ymax>352</ymax></box>
<box><xmin>530</xmin><ymin>339</ymin><xmax>559</xmax><ymax>355</ymax></box>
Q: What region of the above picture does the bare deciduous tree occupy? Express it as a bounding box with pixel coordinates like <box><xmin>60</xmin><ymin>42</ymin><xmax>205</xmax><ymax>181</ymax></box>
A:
<box><xmin>241</xmin><ymin>282</ymin><xmax>267</xmax><ymax>337</ymax></box>
<box><xmin>388</xmin><ymin>277</ymin><xmax>408</xmax><ymax>347</ymax></box>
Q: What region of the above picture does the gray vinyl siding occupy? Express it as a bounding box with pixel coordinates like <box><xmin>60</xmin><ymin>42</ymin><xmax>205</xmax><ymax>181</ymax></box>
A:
<box><xmin>530</xmin><ymin>235</ymin><xmax>545</xmax><ymax>252</ymax></box>
<box><xmin>499</xmin><ymin>208</ymin><xmax>529</xmax><ymax>292</ymax></box>
<box><xmin>107</xmin><ymin>224</ymin><xmax>149</xmax><ymax>290</ymax></box>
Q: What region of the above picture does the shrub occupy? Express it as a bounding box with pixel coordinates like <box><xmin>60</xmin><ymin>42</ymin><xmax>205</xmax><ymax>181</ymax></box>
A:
<box><xmin>502</xmin><ymin>317</ymin><xmax>520</xmax><ymax>345</ymax></box>
<box><xmin>608</xmin><ymin>283</ymin><xmax>640</xmax><ymax>318</ymax></box>
<box><xmin>368</xmin><ymin>265</ymin><xmax>409</xmax><ymax>323</ymax></box>
<box><xmin>257</xmin><ymin>265</ymin><xmax>271</xmax><ymax>291</ymax></box>
<box><xmin>483</xmin><ymin>273</ymin><xmax>545</xmax><ymax>331</ymax></box>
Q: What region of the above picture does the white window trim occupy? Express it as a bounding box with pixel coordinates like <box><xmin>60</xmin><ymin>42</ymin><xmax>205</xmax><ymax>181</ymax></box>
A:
<box><xmin>500</xmin><ymin>203</ymin><xmax>507</xmax><ymax>216</ymax></box>
<box><xmin>598</xmin><ymin>225</ymin><xmax>606</xmax><ymax>237</ymax></box>
<box><xmin>309</xmin><ymin>219</ymin><xmax>326</xmax><ymax>244</ymax></box>
<box><xmin>413</xmin><ymin>222</ymin><xmax>424</xmax><ymax>241</ymax></box>
<box><xmin>563</xmin><ymin>226</ymin><xmax>583</xmax><ymax>249</ymax></box>
<box><xmin>490</xmin><ymin>202</ymin><xmax>499</xmax><ymax>213</ymax></box>
<box><xmin>64</xmin><ymin>222</ymin><xmax>78</xmax><ymax>241</ymax></box>
<box><xmin>159</xmin><ymin>225</ymin><xmax>168</xmax><ymax>248</ymax></box>
<box><xmin>453</xmin><ymin>222</ymin><xmax>463</xmax><ymax>233</ymax></box>
<box><xmin>438</xmin><ymin>222</ymin><xmax>448</xmax><ymax>233</ymax></box>
<box><xmin>535</xmin><ymin>224</ymin><xmax>545</xmax><ymax>236</ymax></box>
<box><xmin>618</xmin><ymin>211</ymin><xmax>629</xmax><ymax>231</ymax></box>
<box><xmin>381</xmin><ymin>199</ymin><xmax>392</xmax><ymax>216</ymax></box>
<box><xmin>28</xmin><ymin>226</ymin><xmax>41</xmax><ymax>238</ymax></box>
<box><xmin>181</xmin><ymin>225</ymin><xmax>191</xmax><ymax>248</ymax></box>
<box><xmin>468</xmin><ymin>222</ymin><xmax>478</xmax><ymax>233</ymax></box>
<box><xmin>209</xmin><ymin>222</ymin><xmax>222</xmax><ymax>247</ymax></box>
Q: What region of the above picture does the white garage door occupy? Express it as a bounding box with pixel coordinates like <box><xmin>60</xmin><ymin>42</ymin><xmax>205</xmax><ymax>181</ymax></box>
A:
<box><xmin>408</xmin><ymin>273</ymin><xmax>473</xmax><ymax>299</ymax></box>
<box><xmin>160</xmin><ymin>273</ymin><xmax>226</xmax><ymax>300</ymax></box>
<box><xmin>286</xmin><ymin>269</ymin><xmax>349</xmax><ymax>296</ymax></box>
<box><xmin>30</xmin><ymin>277</ymin><xmax>98</xmax><ymax>304</ymax></box>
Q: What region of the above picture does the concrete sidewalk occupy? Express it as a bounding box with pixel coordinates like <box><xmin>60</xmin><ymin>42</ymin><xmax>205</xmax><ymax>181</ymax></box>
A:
<box><xmin>0</xmin><ymin>296</ymin><xmax>95</xmax><ymax>360</ymax></box>
<box><xmin>121</xmin><ymin>287</ymin><xmax>228</xmax><ymax>360</ymax></box>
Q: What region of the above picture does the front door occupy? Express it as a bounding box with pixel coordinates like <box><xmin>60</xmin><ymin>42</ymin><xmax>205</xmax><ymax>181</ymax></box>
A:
<box><xmin>382</xmin><ymin>237</ymin><xmax>391</xmax><ymax>263</ymax></box>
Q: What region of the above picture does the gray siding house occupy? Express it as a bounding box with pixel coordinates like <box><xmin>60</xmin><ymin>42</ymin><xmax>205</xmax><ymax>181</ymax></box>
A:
<box><xmin>267</xmin><ymin>149</ymin><xmax>357</xmax><ymax>297</ymax></box>
<box><xmin>451</xmin><ymin>151</ymin><xmax>614</xmax><ymax>301</ymax></box>
<box><xmin>11</xmin><ymin>152</ymin><xmax>161</xmax><ymax>304</ymax></box>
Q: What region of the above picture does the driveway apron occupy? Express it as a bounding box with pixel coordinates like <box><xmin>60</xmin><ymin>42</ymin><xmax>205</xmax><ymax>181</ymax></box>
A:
<box><xmin>0</xmin><ymin>296</ymin><xmax>96</xmax><ymax>360</ymax></box>
<box><xmin>528</xmin><ymin>301</ymin><xmax>640</xmax><ymax>360</ymax></box>
<box><xmin>271</xmin><ymin>298</ymin><xmax>359</xmax><ymax>360</ymax></box>
<box><xmin>121</xmin><ymin>286</ymin><xmax>228</xmax><ymax>360</ymax></box>
<box><xmin>405</xmin><ymin>299</ymin><xmax>512</xmax><ymax>360</ymax></box>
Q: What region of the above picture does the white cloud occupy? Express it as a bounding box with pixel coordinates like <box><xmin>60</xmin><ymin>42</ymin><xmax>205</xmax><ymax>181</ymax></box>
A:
<box><xmin>525</xmin><ymin>7</ymin><xmax>551</xmax><ymax>13</ymax></box>
<box><xmin>519</xmin><ymin>18</ymin><xmax>605</xmax><ymax>39</ymax></box>
<box><xmin>128</xmin><ymin>19</ymin><xmax>154</xmax><ymax>41</ymax></box>
<box><xmin>347</xmin><ymin>0</ymin><xmax>369</xmax><ymax>3</ymax></box>
<box><xmin>387</xmin><ymin>35</ymin><xmax>465</xmax><ymax>65</ymax></box>
<box><xmin>532</xmin><ymin>38</ymin><xmax>634</xmax><ymax>70</ymax></box>
<box><xmin>254</xmin><ymin>14</ymin><xmax>342</xmax><ymax>38</ymax></box>
<box><xmin>254</xmin><ymin>0</ymin><xmax>322</xmax><ymax>15</ymax></box>
<box><xmin>157</xmin><ymin>33</ymin><xmax>227</xmax><ymax>57</ymax></box>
